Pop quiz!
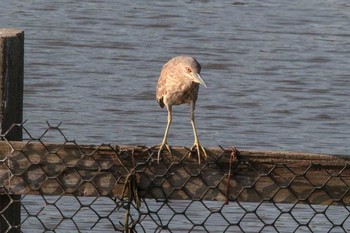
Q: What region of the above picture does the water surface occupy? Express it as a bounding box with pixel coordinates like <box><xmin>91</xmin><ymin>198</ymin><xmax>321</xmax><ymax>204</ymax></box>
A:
<box><xmin>1</xmin><ymin>0</ymin><xmax>350</xmax><ymax>155</ymax></box>
<box><xmin>1</xmin><ymin>1</ymin><xmax>350</xmax><ymax>232</ymax></box>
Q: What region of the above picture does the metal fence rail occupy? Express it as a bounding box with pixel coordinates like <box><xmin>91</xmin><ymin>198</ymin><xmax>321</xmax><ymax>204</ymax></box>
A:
<box><xmin>0</xmin><ymin>122</ymin><xmax>350</xmax><ymax>232</ymax></box>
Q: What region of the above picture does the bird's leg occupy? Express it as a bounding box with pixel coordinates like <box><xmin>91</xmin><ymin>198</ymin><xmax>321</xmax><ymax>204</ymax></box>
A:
<box><xmin>157</xmin><ymin>106</ymin><xmax>172</xmax><ymax>162</ymax></box>
<box><xmin>190</xmin><ymin>102</ymin><xmax>208</xmax><ymax>164</ymax></box>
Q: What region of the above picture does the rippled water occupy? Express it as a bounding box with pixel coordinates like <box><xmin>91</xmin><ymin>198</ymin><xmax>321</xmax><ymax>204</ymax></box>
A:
<box><xmin>1</xmin><ymin>0</ymin><xmax>350</xmax><ymax>155</ymax></box>
<box><xmin>1</xmin><ymin>1</ymin><xmax>350</xmax><ymax>232</ymax></box>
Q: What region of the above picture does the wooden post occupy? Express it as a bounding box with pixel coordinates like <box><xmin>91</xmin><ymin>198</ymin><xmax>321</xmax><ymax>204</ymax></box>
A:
<box><xmin>0</xmin><ymin>29</ymin><xmax>24</xmax><ymax>233</ymax></box>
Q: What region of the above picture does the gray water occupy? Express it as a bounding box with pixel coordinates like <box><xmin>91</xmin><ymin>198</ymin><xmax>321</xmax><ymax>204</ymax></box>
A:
<box><xmin>1</xmin><ymin>1</ymin><xmax>350</xmax><ymax>232</ymax></box>
<box><xmin>20</xmin><ymin>196</ymin><xmax>350</xmax><ymax>233</ymax></box>
<box><xmin>1</xmin><ymin>0</ymin><xmax>349</xmax><ymax>154</ymax></box>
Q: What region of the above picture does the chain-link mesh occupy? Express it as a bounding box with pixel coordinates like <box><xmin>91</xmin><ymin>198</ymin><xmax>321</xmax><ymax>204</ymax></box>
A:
<box><xmin>0</xmin><ymin>122</ymin><xmax>350</xmax><ymax>232</ymax></box>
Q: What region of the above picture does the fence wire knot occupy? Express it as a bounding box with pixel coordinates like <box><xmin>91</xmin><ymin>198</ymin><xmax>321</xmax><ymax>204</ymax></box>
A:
<box><xmin>225</xmin><ymin>146</ymin><xmax>239</xmax><ymax>204</ymax></box>
<box><xmin>120</xmin><ymin>169</ymin><xmax>140</xmax><ymax>232</ymax></box>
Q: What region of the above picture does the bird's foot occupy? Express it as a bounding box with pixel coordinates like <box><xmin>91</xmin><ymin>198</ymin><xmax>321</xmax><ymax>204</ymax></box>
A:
<box><xmin>190</xmin><ymin>142</ymin><xmax>208</xmax><ymax>164</ymax></box>
<box><xmin>157</xmin><ymin>142</ymin><xmax>172</xmax><ymax>163</ymax></box>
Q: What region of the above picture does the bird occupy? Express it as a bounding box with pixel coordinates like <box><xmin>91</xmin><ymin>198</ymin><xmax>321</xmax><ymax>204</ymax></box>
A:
<box><xmin>156</xmin><ymin>56</ymin><xmax>208</xmax><ymax>163</ymax></box>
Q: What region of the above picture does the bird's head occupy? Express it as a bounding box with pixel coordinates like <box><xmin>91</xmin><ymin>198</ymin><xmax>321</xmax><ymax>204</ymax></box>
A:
<box><xmin>180</xmin><ymin>56</ymin><xmax>207</xmax><ymax>88</ymax></box>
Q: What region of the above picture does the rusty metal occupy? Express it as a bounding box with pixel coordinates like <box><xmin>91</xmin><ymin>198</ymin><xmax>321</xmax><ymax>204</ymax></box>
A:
<box><xmin>225</xmin><ymin>146</ymin><xmax>239</xmax><ymax>205</ymax></box>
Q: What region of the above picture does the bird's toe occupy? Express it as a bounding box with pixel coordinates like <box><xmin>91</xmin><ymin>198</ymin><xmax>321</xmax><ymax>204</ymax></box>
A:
<box><xmin>157</xmin><ymin>143</ymin><xmax>172</xmax><ymax>163</ymax></box>
<box><xmin>190</xmin><ymin>143</ymin><xmax>208</xmax><ymax>164</ymax></box>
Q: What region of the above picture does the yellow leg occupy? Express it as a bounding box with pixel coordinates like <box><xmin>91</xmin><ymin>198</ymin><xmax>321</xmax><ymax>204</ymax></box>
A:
<box><xmin>158</xmin><ymin>106</ymin><xmax>172</xmax><ymax>162</ymax></box>
<box><xmin>190</xmin><ymin>101</ymin><xmax>208</xmax><ymax>164</ymax></box>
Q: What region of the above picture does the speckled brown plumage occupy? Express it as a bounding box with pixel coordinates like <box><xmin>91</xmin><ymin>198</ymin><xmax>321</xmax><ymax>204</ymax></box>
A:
<box><xmin>156</xmin><ymin>56</ymin><xmax>208</xmax><ymax>163</ymax></box>
<box><xmin>157</xmin><ymin>56</ymin><xmax>201</xmax><ymax>109</ymax></box>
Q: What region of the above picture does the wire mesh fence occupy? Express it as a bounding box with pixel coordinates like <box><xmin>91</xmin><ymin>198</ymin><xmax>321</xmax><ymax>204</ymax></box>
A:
<box><xmin>0</xmin><ymin>122</ymin><xmax>350</xmax><ymax>232</ymax></box>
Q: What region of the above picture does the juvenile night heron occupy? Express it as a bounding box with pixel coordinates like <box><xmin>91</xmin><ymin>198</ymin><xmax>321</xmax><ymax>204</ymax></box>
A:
<box><xmin>156</xmin><ymin>56</ymin><xmax>208</xmax><ymax>163</ymax></box>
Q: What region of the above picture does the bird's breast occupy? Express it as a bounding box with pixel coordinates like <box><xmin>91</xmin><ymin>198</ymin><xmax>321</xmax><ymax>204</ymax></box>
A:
<box><xmin>165</xmin><ymin>81</ymin><xmax>199</xmax><ymax>106</ymax></box>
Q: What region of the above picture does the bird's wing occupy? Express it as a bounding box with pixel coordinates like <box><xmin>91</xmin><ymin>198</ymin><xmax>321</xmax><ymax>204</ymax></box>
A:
<box><xmin>156</xmin><ymin>62</ymin><xmax>170</xmax><ymax>108</ymax></box>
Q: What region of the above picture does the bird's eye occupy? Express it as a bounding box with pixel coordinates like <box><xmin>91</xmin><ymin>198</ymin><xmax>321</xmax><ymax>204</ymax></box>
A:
<box><xmin>186</xmin><ymin>67</ymin><xmax>192</xmax><ymax>73</ymax></box>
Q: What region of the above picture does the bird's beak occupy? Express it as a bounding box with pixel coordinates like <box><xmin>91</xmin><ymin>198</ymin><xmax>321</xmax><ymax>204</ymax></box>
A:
<box><xmin>193</xmin><ymin>73</ymin><xmax>207</xmax><ymax>88</ymax></box>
